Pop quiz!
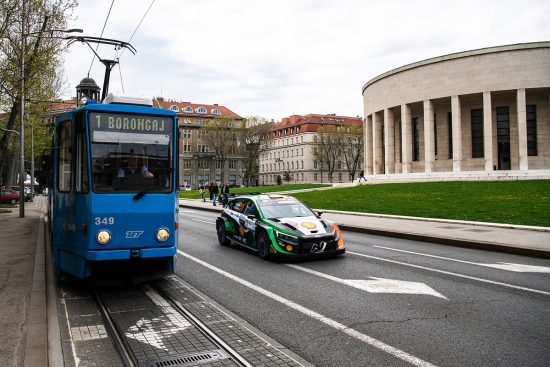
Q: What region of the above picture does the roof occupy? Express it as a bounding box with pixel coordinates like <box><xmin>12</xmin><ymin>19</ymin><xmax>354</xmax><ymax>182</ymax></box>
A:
<box><xmin>271</xmin><ymin>113</ymin><xmax>362</xmax><ymax>133</ymax></box>
<box><xmin>153</xmin><ymin>99</ymin><xmax>243</xmax><ymax>120</ymax></box>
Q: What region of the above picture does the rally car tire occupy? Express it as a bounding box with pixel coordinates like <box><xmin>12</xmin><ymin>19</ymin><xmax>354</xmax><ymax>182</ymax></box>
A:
<box><xmin>216</xmin><ymin>221</ymin><xmax>231</xmax><ymax>246</ymax></box>
<box><xmin>257</xmin><ymin>232</ymin><xmax>271</xmax><ymax>260</ymax></box>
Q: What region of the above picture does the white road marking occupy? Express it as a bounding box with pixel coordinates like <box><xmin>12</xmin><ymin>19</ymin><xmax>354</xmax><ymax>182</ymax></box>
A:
<box><xmin>374</xmin><ymin>246</ymin><xmax>550</xmax><ymax>273</ymax></box>
<box><xmin>348</xmin><ymin>251</ymin><xmax>550</xmax><ymax>296</ymax></box>
<box><xmin>124</xmin><ymin>286</ymin><xmax>193</xmax><ymax>350</ymax></box>
<box><xmin>285</xmin><ymin>264</ymin><xmax>447</xmax><ymax>299</ymax></box>
<box><xmin>179</xmin><ymin>210</ymin><xmax>199</xmax><ymax>213</ymax></box>
<box><xmin>178</xmin><ymin>250</ymin><xmax>438</xmax><ymax>367</ymax></box>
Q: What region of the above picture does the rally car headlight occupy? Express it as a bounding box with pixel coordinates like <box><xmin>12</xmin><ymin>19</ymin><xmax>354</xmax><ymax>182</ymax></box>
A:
<box><xmin>275</xmin><ymin>230</ymin><xmax>298</xmax><ymax>243</ymax></box>
<box><xmin>156</xmin><ymin>228</ymin><xmax>170</xmax><ymax>242</ymax></box>
<box><xmin>96</xmin><ymin>230</ymin><xmax>111</xmax><ymax>245</ymax></box>
<box><xmin>333</xmin><ymin>224</ymin><xmax>345</xmax><ymax>249</ymax></box>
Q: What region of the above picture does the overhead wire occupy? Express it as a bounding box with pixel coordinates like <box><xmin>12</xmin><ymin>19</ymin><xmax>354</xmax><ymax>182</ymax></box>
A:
<box><xmin>115</xmin><ymin>0</ymin><xmax>156</xmax><ymax>94</ymax></box>
<box><xmin>87</xmin><ymin>0</ymin><xmax>116</xmax><ymax>77</ymax></box>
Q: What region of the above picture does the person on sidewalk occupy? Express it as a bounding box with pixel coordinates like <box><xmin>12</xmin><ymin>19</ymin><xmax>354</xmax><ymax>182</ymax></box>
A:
<box><xmin>212</xmin><ymin>182</ymin><xmax>219</xmax><ymax>206</ymax></box>
<box><xmin>207</xmin><ymin>183</ymin><xmax>213</xmax><ymax>202</ymax></box>
<box><xmin>358</xmin><ymin>170</ymin><xmax>367</xmax><ymax>184</ymax></box>
<box><xmin>199</xmin><ymin>184</ymin><xmax>205</xmax><ymax>202</ymax></box>
<box><xmin>220</xmin><ymin>182</ymin><xmax>230</xmax><ymax>206</ymax></box>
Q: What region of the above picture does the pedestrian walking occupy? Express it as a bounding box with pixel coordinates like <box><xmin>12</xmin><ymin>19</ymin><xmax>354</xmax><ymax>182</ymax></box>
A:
<box><xmin>199</xmin><ymin>184</ymin><xmax>205</xmax><ymax>202</ymax></box>
<box><xmin>358</xmin><ymin>170</ymin><xmax>367</xmax><ymax>184</ymax></box>
<box><xmin>220</xmin><ymin>182</ymin><xmax>230</xmax><ymax>206</ymax></box>
<box><xmin>207</xmin><ymin>183</ymin><xmax>213</xmax><ymax>202</ymax></box>
<box><xmin>212</xmin><ymin>182</ymin><xmax>219</xmax><ymax>206</ymax></box>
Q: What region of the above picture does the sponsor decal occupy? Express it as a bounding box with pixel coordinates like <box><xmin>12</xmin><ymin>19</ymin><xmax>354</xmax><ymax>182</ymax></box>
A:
<box><xmin>301</xmin><ymin>222</ymin><xmax>317</xmax><ymax>230</ymax></box>
<box><xmin>310</xmin><ymin>241</ymin><xmax>327</xmax><ymax>253</ymax></box>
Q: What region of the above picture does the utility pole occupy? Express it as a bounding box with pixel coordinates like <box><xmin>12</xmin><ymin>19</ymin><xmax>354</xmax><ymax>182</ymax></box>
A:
<box><xmin>19</xmin><ymin>0</ymin><xmax>26</xmax><ymax>217</ymax></box>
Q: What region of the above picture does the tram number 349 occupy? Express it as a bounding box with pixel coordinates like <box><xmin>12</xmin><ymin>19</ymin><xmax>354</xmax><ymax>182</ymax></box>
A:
<box><xmin>95</xmin><ymin>217</ymin><xmax>115</xmax><ymax>225</ymax></box>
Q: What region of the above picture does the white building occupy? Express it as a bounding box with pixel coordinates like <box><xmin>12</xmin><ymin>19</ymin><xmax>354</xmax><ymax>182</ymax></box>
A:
<box><xmin>362</xmin><ymin>42</ymin><xmax>550</xmax><ymax>182</ymax></box>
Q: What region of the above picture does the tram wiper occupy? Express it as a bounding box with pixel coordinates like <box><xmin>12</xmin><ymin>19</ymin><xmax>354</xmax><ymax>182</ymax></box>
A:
<box><xmin>133</xmin><ymin>184</ymin><xmax>155</xmax><ymax>200</ymax></box>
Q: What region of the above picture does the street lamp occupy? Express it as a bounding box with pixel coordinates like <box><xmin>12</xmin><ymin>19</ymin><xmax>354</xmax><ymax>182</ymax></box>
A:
<box><xmin>18</xmin><ymin>1</ymin><xmax>82</xmax><ymax>217</ymax></box>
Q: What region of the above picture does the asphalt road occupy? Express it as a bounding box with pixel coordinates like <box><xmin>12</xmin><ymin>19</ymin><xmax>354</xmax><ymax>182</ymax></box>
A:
<box><xmin>176</xmin><ymin>208</ymin><xmax>550</xmax><ymax>367</ymax></box>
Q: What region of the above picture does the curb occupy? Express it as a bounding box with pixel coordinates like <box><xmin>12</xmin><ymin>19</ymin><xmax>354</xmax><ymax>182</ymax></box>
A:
<box><xmin>337</xmin><ymin>224</ymin><xmax>550</xmax><ymax>260</ymax></box>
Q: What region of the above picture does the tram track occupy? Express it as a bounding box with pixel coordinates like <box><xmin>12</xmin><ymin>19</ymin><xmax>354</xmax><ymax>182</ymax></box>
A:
<box><xmin>92</xmin><ymin>280</ymin><xmax>253</xmax><ymax>367</ymax></box>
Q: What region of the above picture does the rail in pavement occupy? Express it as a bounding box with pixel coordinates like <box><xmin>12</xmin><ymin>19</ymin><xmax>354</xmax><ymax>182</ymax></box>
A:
<box><xmin>178</xmin><ymin>198</ymin><xmax>550</xmax><ymax>259</ymax></box>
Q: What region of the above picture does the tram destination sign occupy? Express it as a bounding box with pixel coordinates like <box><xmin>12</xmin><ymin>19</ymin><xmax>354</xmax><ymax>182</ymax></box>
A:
<box><xmin>90</xmin><ymin>112</ymin><xmax>173</xmax><ymax>144</ymax></box>
<box><xmin>90</xmin><ymin>112</ymin><xmax>173</xmax><ymax>134</ymax></box>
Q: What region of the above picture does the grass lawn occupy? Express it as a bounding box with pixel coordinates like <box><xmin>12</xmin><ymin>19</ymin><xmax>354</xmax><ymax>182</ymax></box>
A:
<box><xmin>178</xmin><ymin>183</ymin><xmax>330</xmax><ymax>199</ymax></box>
<box><xmin>291</xmin><ymin>180</ymin><xmax>550</xmax><ymax>227</ymax></box>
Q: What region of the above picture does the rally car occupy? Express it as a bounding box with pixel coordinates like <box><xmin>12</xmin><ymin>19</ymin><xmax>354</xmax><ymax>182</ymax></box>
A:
<box><xmin>215</xmin><ymin>193</ymin><xmax>345</xmax><ymax>259</ymax></box>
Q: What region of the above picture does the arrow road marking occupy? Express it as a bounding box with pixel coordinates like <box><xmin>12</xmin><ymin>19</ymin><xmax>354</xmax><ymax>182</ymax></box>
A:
<box><xmin>285</xmin><ymin>264</ymin><xmax>447</xmax><ymax>299</ymax></box>
<box><xmin>348</xmin><ymin>251</ymin><xmax>550</xmax><ymax>296</ymax></box>
<box><xmin>179</xmin><ymin>250</ymin><xmax>438</xmax><ymax>367</ymax></box>
<box><xmin>375</xmin><ymin>246</ymin><xmax>550</xmax><ymax>273</ymax></box>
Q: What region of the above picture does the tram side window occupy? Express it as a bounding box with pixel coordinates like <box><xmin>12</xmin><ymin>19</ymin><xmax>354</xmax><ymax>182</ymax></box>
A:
<box><xmin>58</xmin><ymin>121</ymin><xmax>72</xmax><ymax>192</ymax></box>
<box><xmin>76</xmin><ymin>120</ymin><xmax>89</xmax><ymax>193</ymax></box>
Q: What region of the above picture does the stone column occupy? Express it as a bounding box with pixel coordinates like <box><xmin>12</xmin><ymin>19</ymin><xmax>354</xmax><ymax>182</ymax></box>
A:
<box><xmin>423</xmin><ymin>100</ymin><xmax>435</xmax><ymax>173</ymax></box>
<box><xmin>372</xmin><ymin>112</ymin><xmax>383</xmax><ymax>175</ymax></box>
<box><xmin>483</xmin><ymin>91</ymin><xmax>494</xmax><ymax>171</ymax></box>
<box><xmin>517</xmin><ymin>88</ymin><xmax>528</xmax><ymax>170</ymax></box>
<box><xmin>365</xmin><ymin>115</ymin><xmax>373</xmax><ymax>175</ymax></box>
<box><xmin>384</xmin><ymin>108</ymin><xmax>395</xmax><ymax>174</ymax></box>
<box><xmin>451</xmin><ymin>95</ymin><xmax>463</xmax><ymax>172</ymax></box>
<box><xmin>394</xmin><ymin>119</ymin><xmax>402</xmax><ymax>173</ymax></box>
<box><xmin>401</xmin><ymin>104</ymin><xmax>412</xmax><ymax>173</ymax></box>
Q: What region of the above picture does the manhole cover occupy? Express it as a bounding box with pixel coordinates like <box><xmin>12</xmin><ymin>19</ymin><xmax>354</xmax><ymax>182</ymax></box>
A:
<box><xmin>143</xmin><ymin>349</ymin><xmax>230</xmax><ymax>367</ymax></box>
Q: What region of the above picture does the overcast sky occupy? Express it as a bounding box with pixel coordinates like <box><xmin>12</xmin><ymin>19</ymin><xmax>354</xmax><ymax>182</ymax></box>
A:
<box><xmin>62</xmin><ymin>0</ymin><xmax>550</xmax><ymax>121</ymax></box>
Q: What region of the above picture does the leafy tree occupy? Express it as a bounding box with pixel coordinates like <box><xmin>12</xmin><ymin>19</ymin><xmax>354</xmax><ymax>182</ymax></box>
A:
<box><xmin>282</xmin><ymin>170</ymin><xmax>293</xmax><ymax>183</ymax></box>
<box><xmin>0</xmin><ymin>0</ymin><xmax>77</xmax><ymax>187</ymax></box>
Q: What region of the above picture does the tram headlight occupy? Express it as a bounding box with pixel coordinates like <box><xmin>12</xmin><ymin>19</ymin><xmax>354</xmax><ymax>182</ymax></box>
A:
<box><xmin>156</xmin><ymin>228</ymin><xmax>170</xmax><ymax>242</ymax></box>
<box><xmin>96</xmin><ymin>230</ymin><xmax>111</xmax><ymax>245</ymax></box>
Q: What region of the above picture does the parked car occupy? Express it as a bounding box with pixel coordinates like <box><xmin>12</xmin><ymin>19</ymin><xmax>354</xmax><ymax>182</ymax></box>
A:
<box><xmin>216</xmin><ymin>193</ymin><xmax>345</xmax><ymax>259</ymax></box>
<box><xmin>1</xmin><ymin>189</ymin><xmax>20</xmax><ymax>205</ymax></box>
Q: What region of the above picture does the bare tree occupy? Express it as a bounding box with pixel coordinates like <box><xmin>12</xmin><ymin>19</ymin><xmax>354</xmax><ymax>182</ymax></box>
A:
<box><xmin>202</xmin><ymin>116</ymin><xmax>239</xmax><ymax>184</ymax></box>
<box><xmin>238</xmin><ymin>116</ymin><xmax>272</xmax><ymax>186</ymax></box>
<box><xmin>314</xmin><ymin>125</ymin><xmax>341</xmax><ymax>183</ymax></box>
<box><xmin>340</xmin><ymin>125</ymin><xmax>364</xmax><ymax>181</ymax></box>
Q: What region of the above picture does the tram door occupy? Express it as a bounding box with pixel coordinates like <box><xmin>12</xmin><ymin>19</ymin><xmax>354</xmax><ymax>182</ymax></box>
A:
<box><xmin>496</xmin><ymin>106</ymin><xmax>511</xmax><ymax>170</ymax></box>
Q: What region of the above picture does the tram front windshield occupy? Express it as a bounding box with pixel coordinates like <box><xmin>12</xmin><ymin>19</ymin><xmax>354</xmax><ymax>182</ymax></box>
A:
<box><xmin>89</xmin><ymin>112</ymin><xmax>173</xmax><ymax>193</ymax></box>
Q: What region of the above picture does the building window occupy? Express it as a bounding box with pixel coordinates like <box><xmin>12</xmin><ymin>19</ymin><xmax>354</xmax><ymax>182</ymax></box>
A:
<box><xmin>183</xmin><ymin>129</ymin><xmax>191</xmax><ymax>139</ymax></box>
<box><xmin>212</xmin><ymin>108</ymin><xmax>221</xmax><ymax>115</ymax></box>
<box><xmin>471</xmin><ymin>109</ymin><xmax>484</xmax><ymax>158</ymax></box>
<box><xmin>301</xmin><ymin>161</ymin><xmax>304</xmax><ymax>169</ymax></box>
<box><xmin>229</xmin><ymin>161</ymin><xmax>236</xmax><ymax>169</ymax></box>
<box><xmin>314</xmin><ymin>173</ymin><xmax>318</xmax><ymax>181</ymax></box>
<box><xmin>183</xmin><ymin>160</ymin><xmax>191</xmax><ymax>168</ymax></box>
<box><xmin>413</xmin><ymin>117</ymin><xmax>419</xmax><ymax>162</ymax></box>
<box><xmin>447</xmin><ymin>112</ymin><xmax>453</xmax><ymax>160</ymax></box>
<box><xmin>198</xmin><ymin>144</ymin><xmax>208</xmax><ymax>153</ymax></box>
<box><xmin>183</xmin><ymin>143</ymin><xmax>191</xmax><ymax>152</ymax></box>
<box><xmin>169</xmin><ymin>105</ymin><xmax>179</xmax><ymax>112</ymax></box>
<box><xmin>216</xmin><ymin>161</ymin><xmax>222</xmax><ymax>169</ymax></box>
<box><xmin>196</xmin><ymin>106</ymin><xmax>207</xmax><ymax>113</ymax></box>
<box><xmin>527</xmin><ymin>105</ymin><xmax>537</xmax><ymax>156</ymax></box>
<box><xmin>184</xmin><ymin>106</ymin><xmax>193</xmax><ymax>113</ymax></box>
<box><xmin>314</xmin><ymin>160</ymin><xmax>318</xmax><ymax>169</ymax></box>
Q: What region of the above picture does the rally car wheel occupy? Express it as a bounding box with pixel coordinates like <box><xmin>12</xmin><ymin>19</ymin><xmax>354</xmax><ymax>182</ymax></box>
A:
<box><xmin>257</xmin><ymin>232</ymin><xmax>271</xmax><ymax>260</ymax></box>
<box><xmin>216</xmin><ymin>221</ymin><xmax>231</xmax><ymax>246</ymax></box>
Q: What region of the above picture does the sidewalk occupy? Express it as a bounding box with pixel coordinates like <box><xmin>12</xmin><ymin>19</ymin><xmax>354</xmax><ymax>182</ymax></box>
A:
<box><xmin>179</xmin><ymin>198</ymin><xmax>550</xmax><ymax>259</ymax></box>
<box><xmin>0</xmin><ymin>201</ymin><xmax>45</xmax><ymax>367</ymax></box>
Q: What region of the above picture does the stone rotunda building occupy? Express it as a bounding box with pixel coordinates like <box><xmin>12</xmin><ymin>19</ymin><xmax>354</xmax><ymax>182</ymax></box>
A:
<box><xmin>362</xmin><ymin>42</ymin><xmax>550</xmax><ymax>182</ymax></box>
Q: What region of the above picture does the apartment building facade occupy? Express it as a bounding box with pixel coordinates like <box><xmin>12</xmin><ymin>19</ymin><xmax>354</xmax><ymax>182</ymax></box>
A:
<box><xmin>153</xmin><ymin>99</ymin><xmax>245</xmax><ymax>188</ymax></box>
<box><xmin>259</xmin><ymin>114</ymin><xmax>363</xmax><ymax>185</ymax></box>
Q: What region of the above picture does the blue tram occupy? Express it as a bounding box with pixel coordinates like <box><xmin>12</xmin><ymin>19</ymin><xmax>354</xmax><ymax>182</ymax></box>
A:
<box><xmin>46</xmin><ymin>94</ymin><xmax>179</xmax><ymax>279</ymax></box>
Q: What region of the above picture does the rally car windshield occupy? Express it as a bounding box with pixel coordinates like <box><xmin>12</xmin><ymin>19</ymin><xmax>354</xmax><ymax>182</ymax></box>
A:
<box><xmin>258</xmin><ymin>199</ymin><xmax>315</xmax><ymax>219</ymax></box>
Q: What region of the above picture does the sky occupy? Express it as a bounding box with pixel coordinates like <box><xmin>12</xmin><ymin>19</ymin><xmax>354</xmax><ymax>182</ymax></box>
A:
<box><xmin>62</xmin><ymin>0</ymin><xmax>550</xmax><ymax>121</ymax></box>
